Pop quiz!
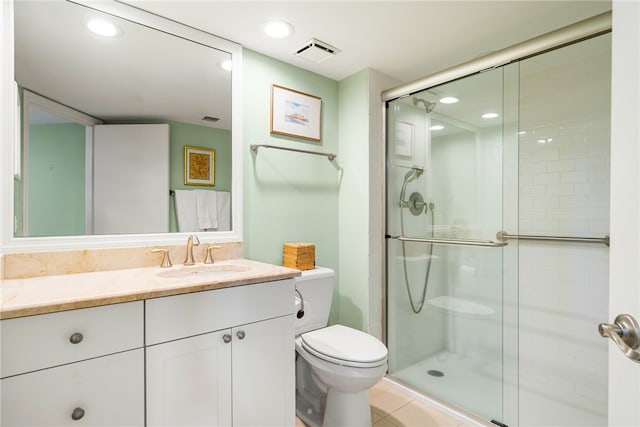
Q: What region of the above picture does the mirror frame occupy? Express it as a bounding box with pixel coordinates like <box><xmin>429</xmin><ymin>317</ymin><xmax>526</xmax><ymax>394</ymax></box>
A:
<box><xmin>0</xmin><ymin>0</ymin><xmax>243</xmax><ymax>253</ymax></box>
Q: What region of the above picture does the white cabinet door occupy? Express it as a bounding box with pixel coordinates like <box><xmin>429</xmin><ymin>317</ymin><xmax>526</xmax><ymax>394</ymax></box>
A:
<box><xmin>232</xmin><ymin>315</ymin><xmax>295</xmax><ymax>427</ymax></box>
<box><xmin>146</xmin><ymin>330</ymin><xmax>233</xmax><ymax>427</ymax></box>
<box><xmin>1</xmin><ymin>349</ymin><xmax>144</xmax><ymax>427</ymax></box>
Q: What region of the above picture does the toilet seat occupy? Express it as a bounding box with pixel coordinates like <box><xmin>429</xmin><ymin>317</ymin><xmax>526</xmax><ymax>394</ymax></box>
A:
<box><xmin>300</xmin><ymin>324</ymin><xmax>388</xmax><ymax>368</ymax></box>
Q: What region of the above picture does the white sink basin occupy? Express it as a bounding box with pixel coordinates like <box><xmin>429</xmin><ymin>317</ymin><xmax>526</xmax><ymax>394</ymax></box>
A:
<box><xmin>156</xmin><ymin>264</ymin><xmax>251</xmax><ymax>279</ymax></box>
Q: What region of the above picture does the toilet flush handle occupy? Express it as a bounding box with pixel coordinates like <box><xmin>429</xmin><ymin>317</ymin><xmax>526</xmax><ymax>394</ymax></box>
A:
<box><xmin>294</xmin><ymin>288</ymin><xmax>305</xmax><ymax>319</ymax></box>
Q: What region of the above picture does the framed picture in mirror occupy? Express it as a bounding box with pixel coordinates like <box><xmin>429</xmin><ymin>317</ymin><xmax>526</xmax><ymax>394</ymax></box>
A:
<box><xmin>184</xmin><ymin>146</ymin><xmax>215</xmax><ymax>186</ymax></box>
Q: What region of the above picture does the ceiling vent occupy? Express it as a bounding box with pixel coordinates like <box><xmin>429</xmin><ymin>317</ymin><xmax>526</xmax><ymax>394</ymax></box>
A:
<box><xmin>295</xmin><ymin>39</ymin><xmax>339</xmax><ymax>63</ymax></box>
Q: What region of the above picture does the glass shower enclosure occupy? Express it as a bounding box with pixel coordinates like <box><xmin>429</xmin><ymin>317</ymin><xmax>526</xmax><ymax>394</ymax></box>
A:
<box><xmin>385</xmin><ymin>65</ymin><xmax>519</xmax><ymax>425</ymax></box>
<box><xmin>384</xmin><ymin>29</ymin><xmax>611</xmax><ymax>427</ymax></box>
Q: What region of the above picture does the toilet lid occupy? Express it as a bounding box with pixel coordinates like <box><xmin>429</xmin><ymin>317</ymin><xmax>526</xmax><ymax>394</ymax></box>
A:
<box><xmin>301</xmin><ymin>325</ymin><xmax>388</xmax><ymax>367</ymax></box>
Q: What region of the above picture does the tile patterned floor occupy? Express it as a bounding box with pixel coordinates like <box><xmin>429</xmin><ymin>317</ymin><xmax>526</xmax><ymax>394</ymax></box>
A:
<box><xmin>296</xmin><ymin>379</ymin><xmax>473</xmax><ymax>427</ymax></box>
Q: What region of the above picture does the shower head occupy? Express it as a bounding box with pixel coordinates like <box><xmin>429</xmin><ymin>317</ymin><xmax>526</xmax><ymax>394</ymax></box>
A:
<box><xmin>399</xmin><ymin>167</ymin><xmax>424</xmax><ymax>204</ymax></box>
<box><xmin>403</xmin><ymin>167</ymin><xmax>423</xmax><ymax>184</ymax></box>
<box><xmin>412</xmin><ymin>97</ymin><xmax>436</xmax><ymax>114</ymax></box>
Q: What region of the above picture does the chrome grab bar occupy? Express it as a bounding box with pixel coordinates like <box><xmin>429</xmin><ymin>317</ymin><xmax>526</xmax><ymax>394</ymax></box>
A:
<box><xmin>496</xmin><ymin>231</ymin><xmax>610</xmax><ymax>247</ymax></box>
<box><xmin>388</xmin><ymin>235</ymin><xmax>507</xmax><ymax>248</ymax></box>
<box><xmin>250</xmin><ymin>143</ymin><xmax>337</xmax><ymax>161</ymax></box>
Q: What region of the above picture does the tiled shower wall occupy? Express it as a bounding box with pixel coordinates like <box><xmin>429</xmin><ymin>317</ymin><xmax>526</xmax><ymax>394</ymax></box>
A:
<box><xmin>517</xmin><ymin>33</ymin><xmax>611</xmax><ymax>427</ymax></box>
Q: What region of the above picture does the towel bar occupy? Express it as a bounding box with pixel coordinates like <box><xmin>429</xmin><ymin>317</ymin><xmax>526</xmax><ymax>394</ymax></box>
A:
<box><xmin>387</xmin><ymin>235</ymin><xmax>507</xmax><ymax>248</ymax></box>
<box><xmin>250</xmin><ymin>143</ymin><xmax>336</xmax><ymax>161</ymax></box>
<box><xmin>496</xmin><ymin>231</ymin><xmax>610</xmax><ymax>246</ymax></box>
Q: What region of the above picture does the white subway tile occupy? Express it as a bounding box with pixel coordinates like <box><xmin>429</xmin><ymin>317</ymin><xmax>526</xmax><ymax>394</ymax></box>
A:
<box><xmin>559</xmin><ymin>195</ymin><xmax>590</xmax><ymax>208</ymax></box>
<box><xmin>546</xmin><ymin>208</ymin><xmax>574</xmax><ymax>220</ymax></box>
<box><xmin>521</xmin><ymin>208</ymin><xmax>547</xmax><ymax>220</ymax></box>
<box><xmin>561</xmin><ymin>170</ymin><xmax>590</xmax><ymax>184</ymax></box>
<box><xmin>574</xmin><ymin>183</ymin><xmax>592</xmax><ymax>195</ymax></box>
<box><xmin>546</xmin><ymin>183</ymin><xmax>575</xmax><ymax>196</ymax></box>
<box><xmin>590</xmin><ymin>195</ymin><xmax>610</xmax><ymax>207</ymax></box>
<box><xmin>547</xmin><ymin>159</ymin><xmax>575</xmax><ymax>172</ymax></box>
<box><xmin>521</xmin><ymin>185</ymin><xmax>547</xmax><ymax>197</ymax></box>
<box><xmin>590</xmin><ymin>220</ymin><xmax>610</xmax><ymax>234</ymax></box>
<box><xmin>534</xmin><ymin>196</ymin><xmax>560</xmax><ymax>209</ymax></box>
<box><xmin>559</xmin><ymin>144</ymin><xmax>590</xmax><ymax>160</ymax></box>
<box><xmin>534</xmin><ymin>173</ymin><xmax>560</xmax><ymax>185</ymax></box>
<box><xmin>520</xmin><ymin>161</ymin><xmax>547</xmax><ymax>175</ymax></box>
<box><xmin>520</xmin><ymin>197</ymin><xmax>534</xmax><ymax>209</ymax></box>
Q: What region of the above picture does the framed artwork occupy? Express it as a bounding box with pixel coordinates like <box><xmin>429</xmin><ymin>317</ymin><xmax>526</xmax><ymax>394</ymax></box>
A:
<box><xmin>270</xmin><ymin>84</ymin><xmax>322</xmax><ymax>141</ymax></box>
<box><xmin>184</xmin><ymin>146</ymin><xmax>215</xmax><ymax>186</ymax></box>
<box><xmin>395</xmin><ymin>121</ymin><xmax>414</xmax><ymax>157</ymax></box>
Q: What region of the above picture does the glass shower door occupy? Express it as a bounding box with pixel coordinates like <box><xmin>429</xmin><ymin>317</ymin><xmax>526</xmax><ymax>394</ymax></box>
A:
<box><xmin>385</xmin><ymin>65</ymin><xmax>519</xmax><ymax>425</ymax></box>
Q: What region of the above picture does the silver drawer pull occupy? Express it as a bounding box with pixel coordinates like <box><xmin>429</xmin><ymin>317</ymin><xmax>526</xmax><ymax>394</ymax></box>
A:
<box><xmin>223</xmin><ymin>334</ymin><xmax>232</xmax><ymax>344</ymax></box>
<box><xmin>69</xmin><ymin>332</ymin><xmax>84</xmax><ymax>344</ymax></box>
<box><xmin>71</xmin><ymin>407</ymin><xmax>85</xmax><ymax>421</ymax></box>
<box><xmin>236</xmin><ymin>330</ymin><xmax>246</xmax><ymax>340</ymax></box>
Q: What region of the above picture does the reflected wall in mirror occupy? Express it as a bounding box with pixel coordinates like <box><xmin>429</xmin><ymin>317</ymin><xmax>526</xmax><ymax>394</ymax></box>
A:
<box><xmin>14</xmin><ymin>0</ymin><xmax>233</xmax><ymax>238</ymax></box>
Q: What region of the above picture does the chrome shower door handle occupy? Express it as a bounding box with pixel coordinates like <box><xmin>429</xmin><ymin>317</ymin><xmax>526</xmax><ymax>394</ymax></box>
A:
<box><xmin>599</xmin><ymin>314</ymin><xmax>640</xmax><ymax>363</ymax></box>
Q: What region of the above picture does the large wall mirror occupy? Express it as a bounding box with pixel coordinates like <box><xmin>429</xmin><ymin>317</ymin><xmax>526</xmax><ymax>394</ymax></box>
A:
<box><xmin>2</xmin><ymin>0</ymin><xmax>243</xmax><ymax>252</ymax></box>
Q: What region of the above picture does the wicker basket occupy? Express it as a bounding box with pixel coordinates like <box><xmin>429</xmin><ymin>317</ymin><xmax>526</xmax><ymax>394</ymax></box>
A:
<box><xmin>283</xmin><ymin>243</ymin><xmax>315</xmax><ymax>270</ymax></box>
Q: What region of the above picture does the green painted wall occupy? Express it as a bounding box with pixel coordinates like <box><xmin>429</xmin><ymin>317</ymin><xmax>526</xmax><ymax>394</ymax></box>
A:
<box><xmin>242</xmin><ymin>49</ymin><xmax>341</xmax><ymax>322</ymax></box>
<box><xmin>28</xmin><ymin>123</ymin><xmax>85</xmax><ymax>236</ymax></box>
<box><xmin>337</xmin><ymin>70</ymin><xmax>371</xmax><ymax>331</ymax></box>
<box><xmin>168</xmin><ymin>121</ymin><xmax>232</xmax><ymax>232</ymax></box>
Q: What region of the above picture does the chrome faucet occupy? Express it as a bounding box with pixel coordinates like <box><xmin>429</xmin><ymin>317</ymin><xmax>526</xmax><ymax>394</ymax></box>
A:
<box><xmin>184</xmin><ymin>235</ymin><xmax>200</xmax><ymax>265</ymax></box>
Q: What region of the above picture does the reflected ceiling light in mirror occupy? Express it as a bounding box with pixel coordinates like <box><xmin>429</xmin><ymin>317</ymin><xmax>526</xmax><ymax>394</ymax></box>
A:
<box><xmin>439</xmin><ymin>96</ymin><xmax>459</xmax><ymax>104</ymax></box>
<box><xmin>481</xmin><ymin>112</ymin><xmax>499</xmax><ymax>119</ymax></box>
<box><xmin>429</xmin><ymin>124</ymin><xmax>444</xmax><ymax>131</ymax></box>
<box><xmin>87</xmin><ymin>18</ymin><xmax>122</xmax><ymax>37</ymax></box>
<box><xmin>220</xmin><ymin>60</ymin><xmax>232</xmax><ymax>71</ymax></box>
<box><xmin>263</xmin><ymin>20</ymin><xmax>294</xmax><ymax>38</ymax></box>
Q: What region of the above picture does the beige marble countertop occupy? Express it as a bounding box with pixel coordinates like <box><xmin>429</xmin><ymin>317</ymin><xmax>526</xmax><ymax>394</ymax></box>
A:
<box><xmin>0</xmin><ymin>259</ymin><xmax>301</xmax><ymax>320</ymax></box>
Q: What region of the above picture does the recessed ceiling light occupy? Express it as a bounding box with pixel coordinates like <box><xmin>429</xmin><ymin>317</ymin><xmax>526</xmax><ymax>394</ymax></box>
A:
<box><xmin>429</xmin><ymin>125</ymin><xmax>444</xmax><ymax>131</ymax></box>
<box><xmin>263</xmin><ymin>20</ymin><xmax>294</xmax><ymax>38</ymax></box>
<box><xmin>481</xmin><ymin>112</ymin><xmax>499</xmax><ymax>119</ymax></box>
<box><xmin>439</xmin><ymin>96</ymin><xmax>459</xmax><ymax>104</ymax></box>
<box><xmin>220</xmin><ymin>60</ymin><xmax>232</xmax><ymax>71</ymax></box>
<box><xmin>87</xmin><ymin>19</ymin><xmax>121</xmax><ymax>37</ymax></box>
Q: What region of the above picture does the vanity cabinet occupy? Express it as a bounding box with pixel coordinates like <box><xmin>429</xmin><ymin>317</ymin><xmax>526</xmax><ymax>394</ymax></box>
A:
<box><xmin>0</xmin><ymin>277</ymin><xmax>295</xmax><ymax>427</ymax></box>
<box><xmin>145</xmin><ymin>279</ymin><xmax>295</xmax><ymax>427</ymax></box>
<box><xmin>0</xmin><ymin>302</ymin><xmax>145</xmax><ymax>426</ymax></box>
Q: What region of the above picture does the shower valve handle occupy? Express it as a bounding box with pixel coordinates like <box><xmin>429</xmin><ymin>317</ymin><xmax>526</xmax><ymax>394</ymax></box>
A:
<box><xmin>599</xmin><ymin>314</ymin><xmax>640</xmax><ymax>363</ymax></box>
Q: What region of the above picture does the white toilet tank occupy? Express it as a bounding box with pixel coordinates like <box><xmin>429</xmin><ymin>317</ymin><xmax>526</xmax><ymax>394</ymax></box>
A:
<box><xmin>294</xmin><ymin>267</ymin><xmax>335</xmax><ymax>336</ymax></box>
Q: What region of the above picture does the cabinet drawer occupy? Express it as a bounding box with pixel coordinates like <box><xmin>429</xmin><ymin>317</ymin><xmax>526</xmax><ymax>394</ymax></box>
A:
<box><xmin>1</xmin><ymin>349</ymin><xmax>144</xmax><ymax>427</ymax></box>
<box><xmin>146</xmin><ymin>279</ymin><xmax>294</xmax><ymax>345</ymax></box>
<box><xmin>1</xmin><ymin>301</ymin><xmax>143</xmax><ymax>378</ymax></box>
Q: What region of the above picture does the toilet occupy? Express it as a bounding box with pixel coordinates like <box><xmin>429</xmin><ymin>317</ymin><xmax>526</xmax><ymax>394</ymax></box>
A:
<box><xmin>294</xmin><ymin>267</ymin><xmax>388</xmax><ymax>427</ymax></box>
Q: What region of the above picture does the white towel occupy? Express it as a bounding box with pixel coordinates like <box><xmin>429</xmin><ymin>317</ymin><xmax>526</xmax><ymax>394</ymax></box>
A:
<box><xmin>215</xmin><ymin>191</ymin><xmax>231</xmax><ymax>231</ymax></box>
<box><xmin>174</xmin><ymin>190</ymin><xmax>198</xmax><ymax>232</ymax></box>
<box><xmin>195</xmin><ymin>190</ymin><xmax>218</xmax><ymax>230</ymax></box>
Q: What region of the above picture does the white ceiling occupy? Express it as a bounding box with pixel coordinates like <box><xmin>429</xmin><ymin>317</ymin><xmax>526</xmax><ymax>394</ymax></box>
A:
<box><xmin>122</xmin><ymin>0</ymin><xmax>611</xmax><ymax>85</ymax></box>
<box><xmin>15</xmin><ymin>1</ymin><xmax>611</xmax><ymax>129</ymax></box>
